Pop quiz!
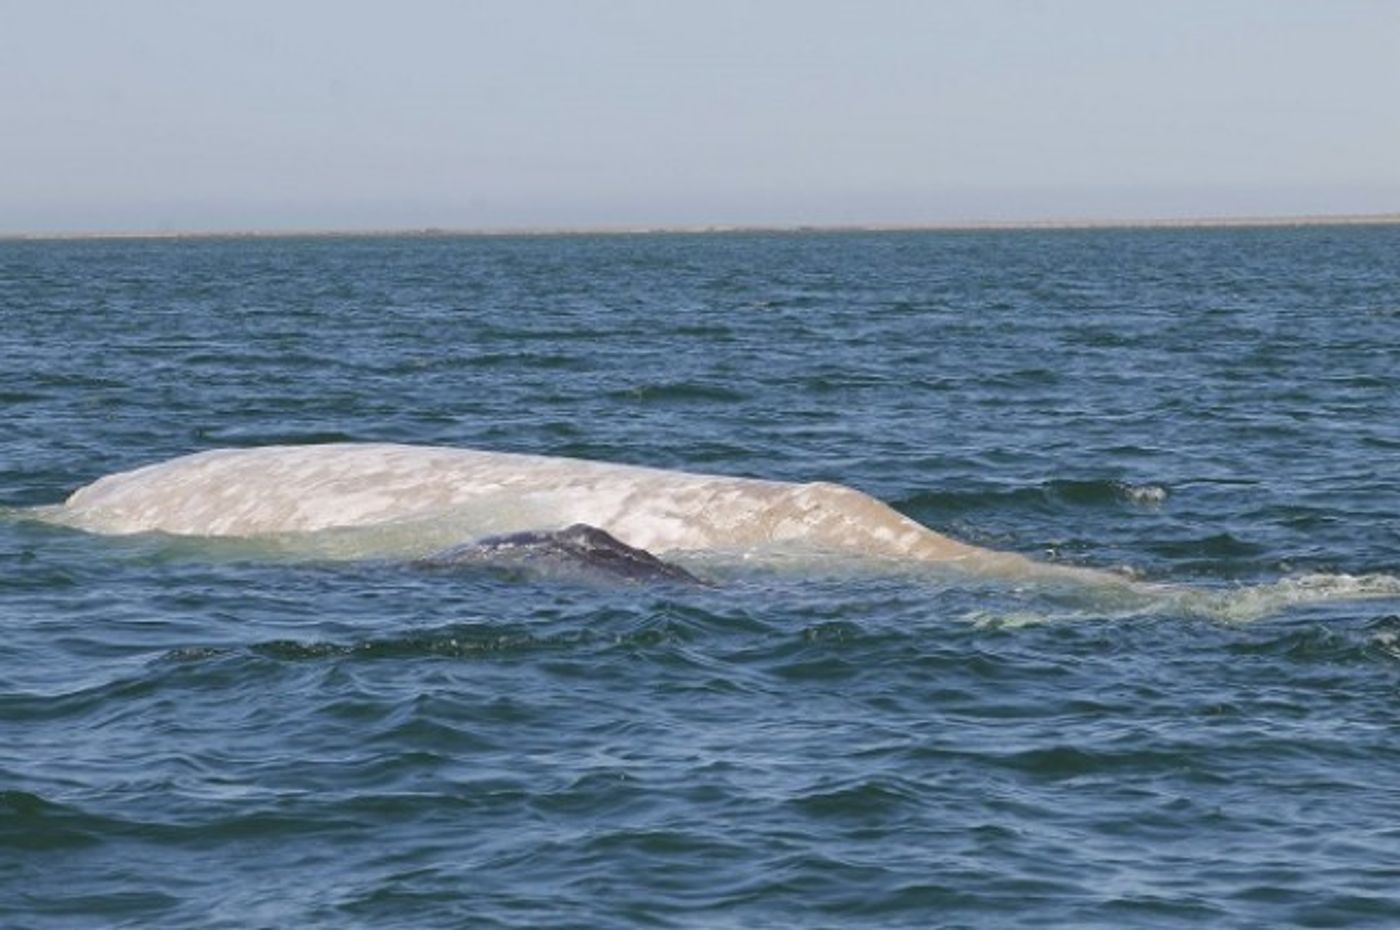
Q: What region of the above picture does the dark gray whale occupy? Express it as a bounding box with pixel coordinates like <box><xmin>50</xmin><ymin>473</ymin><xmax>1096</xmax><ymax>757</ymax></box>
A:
<box><xmin>416</xmin><ymin>523</ymin><xmax>704</xmax><ymax>585</ymax></box>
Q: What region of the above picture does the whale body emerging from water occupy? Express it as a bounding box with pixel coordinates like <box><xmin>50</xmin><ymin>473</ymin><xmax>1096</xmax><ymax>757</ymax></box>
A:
<box><xmin>37</xmin><ymin>443</ymin><xmax>1400</xmax><ymax>615</ymax></box>
<box><xmin>51</xmin><ymin>442</ymin><xmax>1108</xmax><ymax>582</ymax></box>
<box><xmin>418</xmin><ymin>523</ymin><xmax>707</xmax><ymax>585</ymax></box>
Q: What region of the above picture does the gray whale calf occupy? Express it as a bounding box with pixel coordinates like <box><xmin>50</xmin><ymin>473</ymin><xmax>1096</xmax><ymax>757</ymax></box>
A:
<box><xmin>417</xmin><ymin>523</ymin><xmax>705</xmax><ymax>585</ymax></box>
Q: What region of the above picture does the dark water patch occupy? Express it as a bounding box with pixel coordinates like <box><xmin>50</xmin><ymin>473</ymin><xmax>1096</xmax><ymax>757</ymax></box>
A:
<box><xmin>992</xmin><ymin>744</ymin><xmax>1211</xmax><ymax>781</ymax></box>
<box><xmin>1147</xmin><ymin>531</ymin><xmax>1267</xmax><ymax>560</ymax></box>
<box><xmin>0</xmin><ymin>389</ymin><xmax>47</xmax><ymax>404</ymax></box>
<box><xmin>1060</xmin><ymin>324</ymin><xmax>1143</xmax><ymax>348</ymax></box>
<box><xmin>667</xmin><ymin>322</ymin><xmax>736</xmax><ymax>340</ymax></box>
<box><xmin>188</xmin><ymin>427</ymin><xmax>368</xmax><ymax>447</ymax></box>
<box><xmin>470</xmin><ymin>350</ymin><xmax>594</xmax><ymax>371</ymax></box>
<box><xmin>29</xmin><ymin>371</ymin><xmax>129</xmax><ymax>390</ymax></box>
<box><xmin>249</xmin><ymin>625</ymin><xmax>581</xmax><ymax>661</ymax></box>
<box><xmin>167</xmin><ymin>609</ymin><xmax>748</xmax><ymax>668</ymax></box>
<box><xmin>1043</xmin><ymin>478</ymin><xmax>1169</xmax><ymax>508</ymax></box>
<box><xmin>787</xmin><ymin>775</ymin><xmax>922</xmax><ymax>823</ymax></box>
<box><xmin>0</xmin><ymin>791</ymin><xmax>108</xmax><ymax>851</ymax></box>
<box><xmin>1226</xmin><ymin>615</ymin><xmax>1400</xmax><ymax>666</ymax></box>
<box><xmin>896</xmin><ymin>477</ymin><xmax>1169</xmax><ymax>518</ymax></box>
<box><xmin>0</xmin><ymin>557</ymin><xmax>84</xmax><ymax>592</ymax></box>
<box><xmin>9</xmin><ymin>890</ymin><xmax>185</xmax><ymax>927</ymax></box>
<box><xmin>606</xmin><ymin>381</ymin><xmax>747</xmax><ymax>404</ymax></box>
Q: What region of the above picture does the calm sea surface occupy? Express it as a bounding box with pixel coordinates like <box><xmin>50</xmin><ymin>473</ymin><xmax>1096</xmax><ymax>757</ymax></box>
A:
<box><xmin>3</xmin><ymin>227</ymin><xmax>1399</xmax><ymax>928</ymax></box>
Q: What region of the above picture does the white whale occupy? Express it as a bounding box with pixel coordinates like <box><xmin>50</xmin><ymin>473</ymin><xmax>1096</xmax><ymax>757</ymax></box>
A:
<box><xmin>49</xmin><ymin>442</ymin><xmax>1108</xmax><ymax>581</ymax></box>
<box><xmin>40</xmin><ymin>443</ymin><xmax>1400</xmax><ymax>617</ymax></box>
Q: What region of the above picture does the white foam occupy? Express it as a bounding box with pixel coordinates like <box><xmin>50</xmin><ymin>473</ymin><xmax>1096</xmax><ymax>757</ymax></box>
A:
<box><xmin>954</xmin><ymin>572</ymin><xmax>1400</xmax><ymax>627</ymax></box>
<box><xmin>1121</xmin><ymin>483</ymin><xmax>1168</xmax><ymax>506</ymax></box>
<box><xmin>1176</xmin><ymin>572</ymin><xmax>1400</xmax><ymax>623</ymax></box>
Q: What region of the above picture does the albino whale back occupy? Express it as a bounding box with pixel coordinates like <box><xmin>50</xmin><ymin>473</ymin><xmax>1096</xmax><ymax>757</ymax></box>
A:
<box><xmin>54</xmin><ymin>443</ymin><xmax>1039</xmax><ymax>572</ymax></box>
<box><xmin>42</xmin><ymin>443</ymin><xmax>1400</xmax><ymax>615</ymax></box>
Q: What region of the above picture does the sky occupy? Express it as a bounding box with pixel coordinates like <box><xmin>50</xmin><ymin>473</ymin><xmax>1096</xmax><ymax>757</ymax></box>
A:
<box><xmin>2</xmin><ymin>0</ymin><xmax>1398</xmax><ymax>233</ymax></box>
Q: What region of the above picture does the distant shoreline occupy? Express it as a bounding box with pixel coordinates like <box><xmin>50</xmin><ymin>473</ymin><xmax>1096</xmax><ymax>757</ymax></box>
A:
<box><xmin>3</xmin><ymin>212</ymin><xmax>1399</xmax><ymax>242</ymax></box>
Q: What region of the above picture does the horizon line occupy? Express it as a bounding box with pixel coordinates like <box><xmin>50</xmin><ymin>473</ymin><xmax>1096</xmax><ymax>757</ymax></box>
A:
<box><xmin>3</xmin><ymin>210</ymin><xmax>1399</xmax><ymax>242</ymax></box>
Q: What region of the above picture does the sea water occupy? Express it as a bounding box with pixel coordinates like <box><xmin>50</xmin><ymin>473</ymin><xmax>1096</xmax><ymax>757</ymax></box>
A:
<box><xmin>2</xmin><ymin>227</ymin><xmax>1399</xmax><ymax>928</ymax></box>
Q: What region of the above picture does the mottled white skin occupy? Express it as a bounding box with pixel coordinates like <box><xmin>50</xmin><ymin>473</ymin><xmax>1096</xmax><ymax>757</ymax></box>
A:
<box><xmin>54</xmin><ymin>443</ymin><xmax>1110</xmax><ymax>581</ymax></box>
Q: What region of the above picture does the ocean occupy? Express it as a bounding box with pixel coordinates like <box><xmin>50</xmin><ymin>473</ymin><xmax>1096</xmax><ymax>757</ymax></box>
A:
<box><xmin>3</xmin><ymin>226</ymin><xmax>1399</xmax><ymax>928</ymax></box>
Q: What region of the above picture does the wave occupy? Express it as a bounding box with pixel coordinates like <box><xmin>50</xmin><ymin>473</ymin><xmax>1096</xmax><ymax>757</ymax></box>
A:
<box><xmin>159</xmin><ymin>615</ymin><xmax>716</xmax><ymax>665</ymax></box>
<box><xmin>605</xmin><ymin>381</ymin><xmax>747</xmax><ymax>404</ymax></box>
<box><xmin>1</xmin><ymin>790</ymin><xmax>115</xmax><ymax>851</ymax></box>
<box><xmin>895</xmin><ymin>478</ymin><xmax>1168</xmax><ymax>515</ymax></box>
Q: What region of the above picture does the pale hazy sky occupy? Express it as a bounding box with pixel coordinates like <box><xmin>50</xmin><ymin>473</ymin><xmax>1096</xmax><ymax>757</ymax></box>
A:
<box><xmin>3</xmin><ymin>0</ymin><xmax>1398</xmax><ymax>233</ymax></box>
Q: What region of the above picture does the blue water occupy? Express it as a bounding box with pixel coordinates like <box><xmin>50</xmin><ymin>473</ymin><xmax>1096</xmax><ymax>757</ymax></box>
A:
<box><xmin>3</xmin><ymin>227</ymin><xmax>1399</xmax><ymax>928</ymax></box>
